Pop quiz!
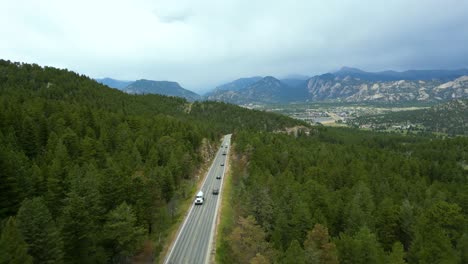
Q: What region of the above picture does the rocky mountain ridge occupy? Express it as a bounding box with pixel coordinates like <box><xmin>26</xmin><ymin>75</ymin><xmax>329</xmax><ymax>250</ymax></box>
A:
<box><xmin>207</xmin><ymin>68</ymin><xmax>468</xmax><ymax>104</ymax></box>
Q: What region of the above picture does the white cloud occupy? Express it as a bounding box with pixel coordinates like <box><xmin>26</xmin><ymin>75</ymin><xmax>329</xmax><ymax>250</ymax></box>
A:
<box><xmin>1</xmin><ymin>0</ymin><xmax>468</xmax><ymax>92</ymax></box>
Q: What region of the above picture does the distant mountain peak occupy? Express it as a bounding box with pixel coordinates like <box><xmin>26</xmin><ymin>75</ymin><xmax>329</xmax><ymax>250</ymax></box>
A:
<box><xmin>337</xmin><ymin>66</ymin><xmax>365</xmax><ymax>73</ymax></box>
<box><xmin>261</xmin><ymin>76</ymin><xmax>281</xmax><ymax>82</ymax></box>
<box><xmin>124</xmin><ymin>79</ymin><xmax>200</xmax><ymax>101</ymax></box>
<box><xmin>206</xmin><ymin>76</ymin><xmax>263</xmax><ymax>96</ymax></box>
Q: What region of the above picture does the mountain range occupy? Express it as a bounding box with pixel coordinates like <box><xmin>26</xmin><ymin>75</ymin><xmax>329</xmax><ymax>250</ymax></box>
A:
<box><xmin>97</xmin><ymin>67</ymin><xmax>468</xmax><ymax>104</ymax></box>
<box><xmin>207</xmin><ymin>67</ymin><xmax>468</xmax><ymax>104</ymax></box>
<box><xmin>334</xmin><ymin>67</ymin><xmax>468</xmax><ymax>81</ymax></box>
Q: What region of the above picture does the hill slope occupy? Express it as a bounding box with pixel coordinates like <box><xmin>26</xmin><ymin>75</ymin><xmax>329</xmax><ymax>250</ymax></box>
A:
<box><xmin>207</xmin><ymin>76</ymin><xmax>308</xmax><ymax>104</ymax></box>
<box><xmin>0</xmin><ymin>59</ymin><xmax>304</xmax><ymax>263</ymax></box>
<box><xmin>124</xmin><ymin>79</ymin><xmax>201</xmax><ymax>101</ymax></box>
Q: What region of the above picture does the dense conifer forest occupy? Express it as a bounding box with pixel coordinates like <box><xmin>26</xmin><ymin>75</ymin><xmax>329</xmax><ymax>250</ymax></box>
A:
<box><xmin>0</xmin><ymin>60</ymin><xmax>300</xmax><ymax>263</ymax></box>
<box><xmin>218</xmin><ymin>128</ymin><xmax>468</xmax><ymax>263</ymax></box>
<box><xmin>1</xmin><ymin>60</ymin><xmax>467</xmax><ymax>263</ymax></box>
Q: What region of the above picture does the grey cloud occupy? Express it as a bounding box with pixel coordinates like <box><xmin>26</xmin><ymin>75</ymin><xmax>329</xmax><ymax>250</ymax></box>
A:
<box><xmin>1</xmin><ymin>0</ymin><xmax>467</xmax><ymax>93</ymax></box>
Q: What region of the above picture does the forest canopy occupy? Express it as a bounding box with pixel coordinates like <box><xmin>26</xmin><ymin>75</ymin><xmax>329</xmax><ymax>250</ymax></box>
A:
<box><xmin>0</xmin><ymin>60</ymin><xmax>302</xmax><ymax>262</ymax></box>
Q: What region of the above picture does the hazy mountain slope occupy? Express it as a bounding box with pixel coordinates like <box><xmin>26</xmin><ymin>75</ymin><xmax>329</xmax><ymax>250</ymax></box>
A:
<box><xmin>280</xmin><ymin>78</ymin><xmax>308</xmax><ymax>88</ymax></box>
<box><xmin>95</xmin><ymin>78</ymin><xmax>133</xmax><ymax>90</ymax></box>
<box><xmin>214</xmin><ymin>76</ymin><xmax>263</xmax><ymax>92</ymax></box>
<box><xmin>124</xmin><ymin>79</ymin><xmax>201</xmax><ymax>101</ymax></box>
<box><xmin>334</xmin><ymin>67</ymin><xmax>468</xmax><ymax>81</ymax></box>
<box><xmin>207</xmin><ymin>76</ymin><xmax>308</xmax><ymax>104</ymax></box>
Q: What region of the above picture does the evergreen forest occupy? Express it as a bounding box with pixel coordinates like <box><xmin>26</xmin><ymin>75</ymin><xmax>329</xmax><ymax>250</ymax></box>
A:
<box><xmin>0</xmin><ymin>60</ymin><xmax>467</xmax><ymax>263</ymax></box>
<box><xmin>0</xmin><ymin>60</ymin><xmax>300</xmax><ymax>263</ymax></box>
<box><xmin>218</xmin><ymin>128</ymin><xmax>468</xmax><ymax>263</ymax></box>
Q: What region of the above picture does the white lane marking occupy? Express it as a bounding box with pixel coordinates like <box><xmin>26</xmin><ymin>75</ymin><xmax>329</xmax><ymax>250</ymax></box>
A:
<box><xmin>204</xmin><ymin>135</ymin><xmax>230</xmax><ymax>264</ymax></box>
<box><xmin>164</xmin><ymin>137</ymin><xmax>226</xmax><ymax>264</ymax></box>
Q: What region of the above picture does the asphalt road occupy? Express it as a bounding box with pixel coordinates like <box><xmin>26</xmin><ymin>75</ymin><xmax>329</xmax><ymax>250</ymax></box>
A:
<box><xmin>164</xmin><ymin>134</ymin><xmax>231</xmax><ymax>264</ymax></box>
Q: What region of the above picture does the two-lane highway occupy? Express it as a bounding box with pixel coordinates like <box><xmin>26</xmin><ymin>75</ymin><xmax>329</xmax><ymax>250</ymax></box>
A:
<box><xmin>164</xmin><ymin>134</ymin><xmax>231</xmax><ymax>264</ymax></box>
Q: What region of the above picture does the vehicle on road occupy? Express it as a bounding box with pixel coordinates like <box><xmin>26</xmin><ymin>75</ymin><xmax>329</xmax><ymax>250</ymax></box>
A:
<box><xmin>216</xmin><ymin>174</ymin><xmax>221</xmax><ymax>179</ymax></box>
<box><xmin>195</xmin><ymin>191</ymin><xmax>204</xmax><ymax>205</ymax></box>
<box><xmin>222</xmin><ymin>151</ymin><xmax>226</xmax><ymax>155</ymax></box>
<box><xmin>212</xmin><ymin>188</ymin><xmax>219</xmax><ymax>195</ymax></box>
<box><xmin>220</xmin><ymin>163</ymin><xmax>224</xmax><ymax>166</ymax></box>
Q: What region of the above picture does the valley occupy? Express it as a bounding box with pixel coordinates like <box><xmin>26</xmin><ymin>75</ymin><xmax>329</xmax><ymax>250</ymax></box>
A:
<box><xmin>250</xmin><ymin>102</ymin><xmax>432</xmax><ymax>126</ymax></box>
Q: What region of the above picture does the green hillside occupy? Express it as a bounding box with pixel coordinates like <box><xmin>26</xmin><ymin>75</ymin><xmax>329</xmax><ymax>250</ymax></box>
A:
<box><xmin>218</xmin><ymin>128</ymin><xmax>468</xmax><ymax>263</ymax></box>
<box><xmin>1</xmin><ymin>60</ymin><xmax>466</xmax><ymax>264</ymax></box>
<box><xmin>0</xmin><ymin>60</ymin><xmax>302</xmax><ymax>262</ymax></box>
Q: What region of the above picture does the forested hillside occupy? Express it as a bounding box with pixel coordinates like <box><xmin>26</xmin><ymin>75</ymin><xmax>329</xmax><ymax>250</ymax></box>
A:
<box><xmin>219</xmin><ymin>129</ymin><xmax>468</xmax><ymax>263</ymax></box>
<box><xmin>0</xmin><ymin>60</ymin><xmax>301</xmax><ymax>263</ymax></box>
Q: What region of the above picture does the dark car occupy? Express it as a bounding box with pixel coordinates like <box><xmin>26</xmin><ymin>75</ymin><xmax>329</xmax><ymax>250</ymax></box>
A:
<box><xmin>220</xmin><ymin>163</ymin><xmax>224</xmax><ymax>166</ymax></box>
<box><xmin>216</xmin><ymin>174</ymin><xmax>221</xmax><ymax>179</ymax></box>
<box><xmin>212</xmin><ymin>188</ymin><xmax>219</xmax><ymax>195</ymax></box>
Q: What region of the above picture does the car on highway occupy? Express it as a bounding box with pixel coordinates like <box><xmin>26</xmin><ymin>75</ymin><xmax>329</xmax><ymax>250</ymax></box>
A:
<box><xmin>216</xmin><ymin>174</ymin><xmax>221</xmax><ymax>179</ymax></box>
<box><xmin>220</xmin><ymin>163</ymin><xmax>224</xmax><ymax>166</ymax></box>
<box><xmin>212</xmin><ymin>188</ymin><xmax>219</xmax><ymax>195</ymax></box>
<box><xmin>195</xmin><ymin>191</ymin><xmax>204</xmax><ymax>205</ymax></box>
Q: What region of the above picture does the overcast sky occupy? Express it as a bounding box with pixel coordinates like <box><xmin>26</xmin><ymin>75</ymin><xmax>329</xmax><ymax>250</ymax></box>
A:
<box><xmin>1</xmin><ymin>0</ymin><xmax>468</xmax><ymax>93</ymax></box>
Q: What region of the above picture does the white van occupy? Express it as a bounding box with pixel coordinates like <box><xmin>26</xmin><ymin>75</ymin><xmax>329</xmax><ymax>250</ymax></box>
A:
<box><xmin>195</xmin><ymin>191</ymin><xmax>204</xmax><ymax>205</ymax></box>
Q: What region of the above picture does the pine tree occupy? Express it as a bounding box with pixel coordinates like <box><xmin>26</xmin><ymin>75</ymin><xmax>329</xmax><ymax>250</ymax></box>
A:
<box><xmin>304</xmin><ymin>224</ymin><xmax>338</xmax><ymax>264</ymax></box>
<box><xmin>60</xmin><ymin>167</ymin><xmax>106</xmax><ymax>264</ymax></box>
<box><xmin>283</xmin><ymin>240</ymin><xmax>305</xmax><ymax>264</ymax></box>
<box><xmin>409</xmin><ymin>201</ymin><xmax>464</xmax><ymax>263</ymax></box>
<box><xmin>0</xmin><ymin>146</ymin><xmax>22</xmax><ymax>218</ymax></box>
<box><xmin>387</xmin><ymin>242</ymin><xmax>406</xmax><ymax>264</ymax></box>
<box><xmin>375</xmin><ymin>198</ymin><xmax>400</xmax><ymax>251</ymax></box>
<box><xmin>228</xmin><ymin>215</ymin><xmax>272</xmax><ymax>263</ymax></box>
<box><xmin>0</xmin><ymin>217</ymin><xmax>33</xmax><ymax>264</ymax></box>
<box><xmin>337</xmin><ymin>227</ymin><xmax>385</xmax><ymax>264</ymax></box>
<box><xmin>103</xmin><ymin>202</ymin><xmax>145</xmax><ymax>261</ymax></box>
<box><xmin>16</xmin><ymin>197</ymin><xmax>64</xmax><ymax>264</ymax></box>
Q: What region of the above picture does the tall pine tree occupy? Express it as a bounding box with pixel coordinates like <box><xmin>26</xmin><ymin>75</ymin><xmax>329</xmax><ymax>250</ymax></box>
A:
<box><xmin>16</xmin><ymin>197</ymin><xmax>64</xmax><ymax>264</ymax></box>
